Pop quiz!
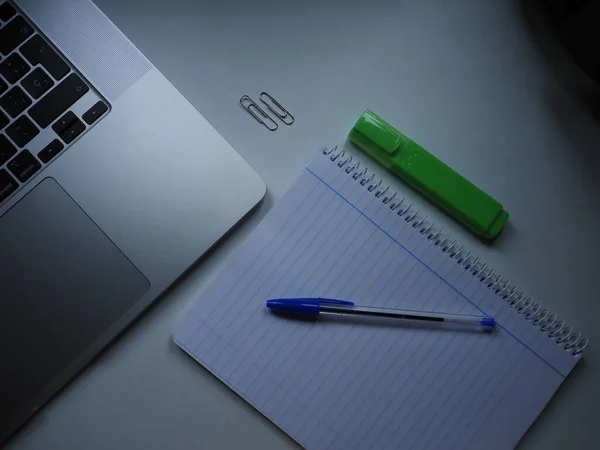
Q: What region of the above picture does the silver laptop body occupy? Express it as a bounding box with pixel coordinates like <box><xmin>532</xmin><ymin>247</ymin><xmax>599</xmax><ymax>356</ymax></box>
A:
<box><xmin>0</xmin><ymin>0</ymin><xmax>266</xmax><ymax>443</ymax></box>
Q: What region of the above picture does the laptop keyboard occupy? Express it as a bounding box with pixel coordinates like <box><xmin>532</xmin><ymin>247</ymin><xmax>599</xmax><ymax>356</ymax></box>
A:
<box><xmin>0</xmin><ymin>1</ymin><xmax>109</xmax><ymax>207</ymax></box>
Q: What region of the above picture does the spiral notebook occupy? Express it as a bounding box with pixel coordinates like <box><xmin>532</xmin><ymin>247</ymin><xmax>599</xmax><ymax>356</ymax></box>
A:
<box><xmin>174</xmin><ymin>148</ymin><xmax>587</xmax><ymax>450</ymax></box>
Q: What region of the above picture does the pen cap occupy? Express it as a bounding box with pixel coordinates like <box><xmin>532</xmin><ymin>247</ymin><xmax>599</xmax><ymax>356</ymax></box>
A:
<box><xmin>266</xmin><ymin>298</ymin><xmax>354</xmax><ymax>316</ymax></box>
<box><xmin>349</xmin><ymin>110</ymin><xmax>509</xmax><ymax>239</ymax></box>
<box><xmin>267</xmin><ymin>299</ymin><xmax>320</xmax><ymax>315</ymax></box>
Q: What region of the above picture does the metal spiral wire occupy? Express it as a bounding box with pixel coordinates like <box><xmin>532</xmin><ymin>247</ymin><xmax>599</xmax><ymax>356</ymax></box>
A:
<box><xmin>323</xmin><ymin>146</ymin><xmax>588</xmax><ymax>356</ymax></box>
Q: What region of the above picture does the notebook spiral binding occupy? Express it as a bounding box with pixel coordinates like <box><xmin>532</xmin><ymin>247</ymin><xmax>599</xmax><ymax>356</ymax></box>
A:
<box><xmin>324</xmin><ymin>146</ymin><xmax>588</xmax><ymax>356</ymax></box>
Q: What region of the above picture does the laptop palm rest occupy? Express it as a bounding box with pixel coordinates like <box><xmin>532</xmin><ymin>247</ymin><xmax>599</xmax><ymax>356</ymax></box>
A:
<box><xmin>0</xmin><ymin>178</ymin><xmax>150</xmax><ymax>426</ymax></box>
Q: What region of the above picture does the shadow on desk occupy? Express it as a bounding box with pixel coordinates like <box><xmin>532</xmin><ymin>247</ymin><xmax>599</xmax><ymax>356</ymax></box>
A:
<box><xmin>519</xmin><ymin>0</ymin><xmax>600</xmax><ymax>201</ymax></box>
<box><xmin>521</xmin><ymin>0</ymin><xmax>600</xmax><ymax>124</ymax></box>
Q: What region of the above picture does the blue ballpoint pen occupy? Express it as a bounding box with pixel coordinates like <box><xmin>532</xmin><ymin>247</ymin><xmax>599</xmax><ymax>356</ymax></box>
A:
<box><xmin>266</xmin><ymin>298</ymin><xmax>496</xmax><ymax>330</ymax></box>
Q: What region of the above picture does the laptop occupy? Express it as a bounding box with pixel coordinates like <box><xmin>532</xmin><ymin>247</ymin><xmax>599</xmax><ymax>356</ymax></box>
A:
<box><xmin>0</xmin><ymin>0</ymin><xmax>266</xmax><ymax>443</ymax></box>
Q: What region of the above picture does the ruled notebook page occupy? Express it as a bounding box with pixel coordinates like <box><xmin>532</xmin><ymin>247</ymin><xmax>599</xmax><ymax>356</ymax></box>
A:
<box><xmin>174</xmin><ymin>151</ymin><xmax>580</xmax><ymax>450</ymax></box>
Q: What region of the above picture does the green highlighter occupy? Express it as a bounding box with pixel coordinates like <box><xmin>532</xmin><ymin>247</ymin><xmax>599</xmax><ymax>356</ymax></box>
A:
<box><xmin>349</xmin><ymin>110</ymin><xmax>508</xmax><ymax>239</ymax></box>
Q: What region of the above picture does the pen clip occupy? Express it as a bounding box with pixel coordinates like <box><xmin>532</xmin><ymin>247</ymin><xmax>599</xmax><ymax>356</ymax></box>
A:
<box><xmin>317</xmin><ymin>298</ymin><xmax>355</xmax><ymax>306</ymax></box>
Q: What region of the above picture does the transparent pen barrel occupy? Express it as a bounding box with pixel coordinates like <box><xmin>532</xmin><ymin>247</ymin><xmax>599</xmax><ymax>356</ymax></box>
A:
<box><xmin>319</xmin><ymin>305</ymin><xmax>495</xmax><ymax>329</ymax></box>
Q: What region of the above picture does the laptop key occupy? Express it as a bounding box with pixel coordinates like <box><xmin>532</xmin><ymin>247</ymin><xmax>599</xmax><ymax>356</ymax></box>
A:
<box><xmin>0</xmin><ymin>169</ymin><xmax>18</xmax><ymax>204</ymax></box>
<box><xmin>7</xmin><ymin>149</ymin><xmax>40</xmax><ymax>182</ymax></box>
<box><xmin>0</xmin><ymin>86</ymin><xmax>32</xmax><ymax>118</ymax></box>
<box><xmin>28</xmin><ymin>73</ymin><xmax>88</xmax><ymax>128</ymax></box>
<box><xmin>0</xmin><ymin>134</ymin><xmax>17</xmax><ymax>165</ymax></box>
<box><xmin>21</xmin><ymin>67</ymin><xmax>54</xmax><ymax>99</ymax></box>
<box><xmin>0</xmin><ymin>2</ymin><xmax>17</xmax><ymax>22</ymax></box>
<box><xmin>38</xmin><ymin>139</ymin><xmax>64</xmax><ymax>164</ymax></box>
<box><xmin>20</xmin><ymin>35</ymin><xmax>70</xmax><ymax>80</ymax></box>
<box><xmin>0</xmin><ymin>16</ymin><xmax>34</xmax><ymax>56</ymax></box>
<box><xmin>83</xmin><ymin>101</ymin><xmax>108</xmax><ymax>125</ymax></box>
<box><xmin>0</xmin><ymin>110</ymin><xmax>8</xmax><ymax>131</ymax></box>
<box><xmin>60</xmin><ymin>118</ymin><xmax>85</xmax><ymax>144</ymax></box>
<box><xmin>0</xmin><ymin>53</ymin><xmax>31</xmax><ymax>84</ymax></box>
<box><xmin>6</xmin><ymin>115</ymin><xmax>39</xmax><ymax>147</ymax></box>
<box><xmin>52</xmin><ymin>111</ymin><xmax>77</xmax><ymax>135</ymax></box>
<box><xmin>0</xmin><ymin>77</ymin><xmax>7</xmax><ymax>96</ymax></box>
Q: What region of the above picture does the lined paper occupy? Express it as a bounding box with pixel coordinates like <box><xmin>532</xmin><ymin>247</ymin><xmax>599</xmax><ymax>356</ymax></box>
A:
<box><xmin>174</xmin><ymin>151</ymin><xmax>580</xmax><ymax>450</ymax></box>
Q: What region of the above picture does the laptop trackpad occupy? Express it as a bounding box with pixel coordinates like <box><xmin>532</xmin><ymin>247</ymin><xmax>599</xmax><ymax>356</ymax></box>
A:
<box><xmin>0</xmin><ymin>178</ymin><xmax>150</xmax><ymax>424</ymax></box>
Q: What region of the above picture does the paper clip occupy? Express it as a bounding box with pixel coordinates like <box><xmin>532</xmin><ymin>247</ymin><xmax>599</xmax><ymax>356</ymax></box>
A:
<box><xmin>240</xmin><ymin>95</ymin><xmax>278</xmax><ymax>131</ymax></box>
<box><xmin>259</xmin><ymin>92</ymin><xmax>294</xmax><ymax>125</ymax></box>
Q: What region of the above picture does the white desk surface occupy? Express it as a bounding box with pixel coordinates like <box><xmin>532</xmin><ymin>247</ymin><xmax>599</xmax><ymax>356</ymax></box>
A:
<box><xmin>8</xmin><ymin>0</ymin><xmax>600</xmax><ymax>449</ymax></box>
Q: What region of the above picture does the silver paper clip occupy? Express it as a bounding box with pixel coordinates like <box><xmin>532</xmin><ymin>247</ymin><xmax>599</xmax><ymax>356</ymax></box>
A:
<box><xmin>239</xmin><ymin>95</ymin><xmax>278</xmax><ymax>131</ymax></box>
<box><xmin>259</xmin><ymin>92</ymin><xmax>294</xmax><ymax>125</ymax></box>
